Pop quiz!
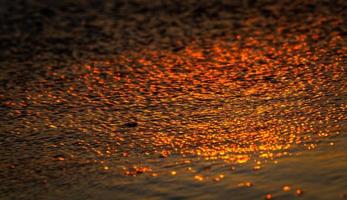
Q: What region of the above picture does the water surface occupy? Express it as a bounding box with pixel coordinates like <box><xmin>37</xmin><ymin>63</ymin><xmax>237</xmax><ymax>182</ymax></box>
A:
<box><xmin>0</xmin><ymin>1</ymin><xmax>346</xmax><ymax>199</ymax></box>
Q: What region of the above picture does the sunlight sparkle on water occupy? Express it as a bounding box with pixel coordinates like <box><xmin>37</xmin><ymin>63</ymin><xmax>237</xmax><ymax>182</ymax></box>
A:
<box><xmin>2</xmin><ymin>21</ymin><xmax>346</xmax><ymax>181</ymax></box>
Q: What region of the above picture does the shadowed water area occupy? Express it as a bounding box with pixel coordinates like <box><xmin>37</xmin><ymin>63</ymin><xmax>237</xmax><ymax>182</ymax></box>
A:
<box><xmin>0</xmin><ymin>0</ymin><xmax>346</xmax><ymax>199</ymax></box>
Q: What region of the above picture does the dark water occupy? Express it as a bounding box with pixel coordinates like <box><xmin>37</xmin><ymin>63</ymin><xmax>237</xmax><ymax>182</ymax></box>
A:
<box><xmin>1</xmin><ymin>1</ymin><xmax>346</xmax><ymax>200</ymax></box>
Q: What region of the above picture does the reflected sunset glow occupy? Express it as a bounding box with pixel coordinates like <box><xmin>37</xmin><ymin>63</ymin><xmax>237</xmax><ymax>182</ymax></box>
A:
<box><xmin>3</xmin><ymin>27</ymin><xmax>345</xmax><ymax>179</ymax></box>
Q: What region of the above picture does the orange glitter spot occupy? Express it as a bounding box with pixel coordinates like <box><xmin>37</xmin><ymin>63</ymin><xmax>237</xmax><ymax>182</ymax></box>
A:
<box><xmin>296</xmin><ymin>189</ymin><xmax>304</xmax><ymax>196</ymax></box>
<box><xmin>194</xmin><ymin>175</ymin><xmax>204</xmax><ymax>181</ymax></box>
<box><xmin>265</xmin><ymin>194</ymin><xmax>272</xmax><ymax>200</ymax></box>
<box><xmin>283</xmin><ymin>185</ymin><xmax>291</xmax><ymax>192</ymax></box>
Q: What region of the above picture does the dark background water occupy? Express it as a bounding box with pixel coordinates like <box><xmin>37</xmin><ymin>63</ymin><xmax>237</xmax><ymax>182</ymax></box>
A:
<box><xmin>1</xmin><ymin>0</ymin><xmax>346</xmax><ymax>199</ymax></box>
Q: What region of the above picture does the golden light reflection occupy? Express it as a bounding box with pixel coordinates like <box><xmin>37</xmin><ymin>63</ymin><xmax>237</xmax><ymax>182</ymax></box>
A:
<box><xmin>3</xmin><ymin>22</ymin><xmax>346</xmax><ymax>179</ymax></box>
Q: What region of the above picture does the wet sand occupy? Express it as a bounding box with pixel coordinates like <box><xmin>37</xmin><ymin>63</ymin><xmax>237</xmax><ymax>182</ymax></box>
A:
<box><xmin>0</xmin><ymin>0</ymin><xmax>346</xmax><ymax>199</ymax></box>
